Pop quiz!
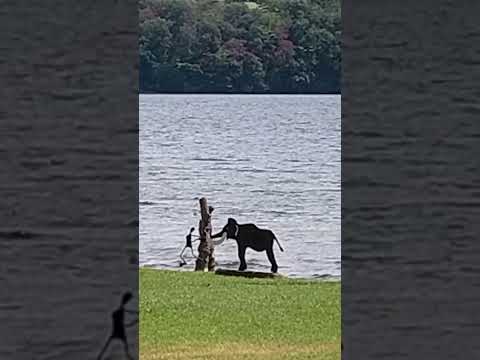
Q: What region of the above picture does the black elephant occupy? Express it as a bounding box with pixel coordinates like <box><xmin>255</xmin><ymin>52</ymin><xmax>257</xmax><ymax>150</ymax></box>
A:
<box><xmin>212</xmin><ymin>218</ymin><xmax>284</xmax><ymax>273</ymax></box>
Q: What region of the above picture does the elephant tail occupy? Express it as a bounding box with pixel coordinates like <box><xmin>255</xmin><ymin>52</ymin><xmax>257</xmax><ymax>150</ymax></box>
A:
<box><xmin>274</xmin><ymin>236</ymin><xmax>284</xmax><ymax>252</ymax></box>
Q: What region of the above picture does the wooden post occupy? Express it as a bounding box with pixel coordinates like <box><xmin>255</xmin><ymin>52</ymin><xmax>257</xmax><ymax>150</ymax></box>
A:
<box><xmin>194</xmin><ymin>197</ymin><xmax>215</xmax><ymax>271</ymax></box>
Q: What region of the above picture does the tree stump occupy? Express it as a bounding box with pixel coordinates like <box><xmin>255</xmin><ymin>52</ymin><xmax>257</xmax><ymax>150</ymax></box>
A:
<box><xmin>194</xmin><ymin>197</ymin><xmax>215</xmax><ymax>271</ymax></box>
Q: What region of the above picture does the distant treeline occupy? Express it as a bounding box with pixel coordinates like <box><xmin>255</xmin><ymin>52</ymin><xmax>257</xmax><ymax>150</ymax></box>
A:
<box><xmin>140</xmin><ymin>0</ymin><xmax>341</xmax><ymax>94</ymax></box>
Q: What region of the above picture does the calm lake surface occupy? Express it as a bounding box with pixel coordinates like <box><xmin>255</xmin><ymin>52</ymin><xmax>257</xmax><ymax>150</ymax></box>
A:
<box><xmin>140</xmin><ymin>94</ymin><xmax>340</xmax><ymax>278</ymax></box>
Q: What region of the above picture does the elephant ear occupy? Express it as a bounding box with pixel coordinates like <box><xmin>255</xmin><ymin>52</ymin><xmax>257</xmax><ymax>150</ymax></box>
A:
<box><xmin>234</xmin><ymin>224</ymin><xmax>239</xmax><ymax>238</ymax></box>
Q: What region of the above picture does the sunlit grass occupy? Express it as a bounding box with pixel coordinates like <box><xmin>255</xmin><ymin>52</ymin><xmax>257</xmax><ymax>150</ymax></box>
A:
<box><xmin>140</xmin><ymin>268</ymin><xmax>340</xmax><ymax>360</ymax></box>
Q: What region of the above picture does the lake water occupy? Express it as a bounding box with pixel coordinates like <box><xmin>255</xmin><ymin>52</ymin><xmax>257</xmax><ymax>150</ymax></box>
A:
<box><xmin>140</xmin><ymin>94</ymin><xmax>340</xmax><ymax>278</ymax></box>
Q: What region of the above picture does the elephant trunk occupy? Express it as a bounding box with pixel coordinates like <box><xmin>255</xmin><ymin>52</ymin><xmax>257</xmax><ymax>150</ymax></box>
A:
<box><xmin>211</xmin><ymin>230</ymin><xmax>223</xmax><ymax>238</ymax></box>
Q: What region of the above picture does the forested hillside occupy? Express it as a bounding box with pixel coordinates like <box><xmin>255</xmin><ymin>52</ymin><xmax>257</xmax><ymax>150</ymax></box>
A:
<box><xmin>140</xmin><ymin>0</ymin><xmax>341</xmax><ymax>93</ymax></box>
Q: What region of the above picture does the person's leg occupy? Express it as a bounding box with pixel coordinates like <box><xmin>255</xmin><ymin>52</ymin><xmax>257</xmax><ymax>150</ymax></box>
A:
<box><xmin>179</xmin><ymin>246</ymin><xmax>187</xmax><ymax>265</ymax></box>
<box><xmin>123</xmin><ymin>339</ymin><xmax>134</xmax><ymax>360</ymax></box>
<box><xmin>96</xmin><ymin>337</ymin><xmax>112</xmax><ymax>360</ymax></box>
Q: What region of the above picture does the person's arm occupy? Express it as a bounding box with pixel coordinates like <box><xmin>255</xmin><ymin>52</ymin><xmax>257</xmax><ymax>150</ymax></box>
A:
<box><xmin>125</xmin><ymin>308</ymin><xmax>138</xmax><ymax>327</ymax></box>
<box><xmin>125</xmin><ymin>318</ymin><xmax>138</xmax><ymax>327</ymax></box>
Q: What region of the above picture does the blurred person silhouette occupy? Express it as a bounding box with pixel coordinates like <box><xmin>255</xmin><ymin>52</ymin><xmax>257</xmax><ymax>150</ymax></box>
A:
<box><xmin>179</xmin><ymin>227</ymin><xmax>198</xmax><ymax>266</ymax></box>
<box><xmin>97</xmin><ymin>292</ymin><xmax>138</xmax><ymax>360</ymax></box>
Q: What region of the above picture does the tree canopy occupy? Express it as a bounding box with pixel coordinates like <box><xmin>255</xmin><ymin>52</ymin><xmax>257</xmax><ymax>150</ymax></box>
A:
<box><xmin>140</xmin><ymin>0</ymin><xmax>341</xmax><ymax>94</ymax></box>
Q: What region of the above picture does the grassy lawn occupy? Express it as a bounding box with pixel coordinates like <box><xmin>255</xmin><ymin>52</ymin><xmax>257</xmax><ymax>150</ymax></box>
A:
<box><xmin>140</xmin><ymin>268</ymin><xmax>340</xmax><ymax>360</ymax></box>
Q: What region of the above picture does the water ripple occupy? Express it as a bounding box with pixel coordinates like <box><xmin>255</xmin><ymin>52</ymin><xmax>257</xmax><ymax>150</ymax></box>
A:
<box><xmin>140</xmin><ymin>94</ymin><xmax>340</xmax><ymax>278</ymax></box>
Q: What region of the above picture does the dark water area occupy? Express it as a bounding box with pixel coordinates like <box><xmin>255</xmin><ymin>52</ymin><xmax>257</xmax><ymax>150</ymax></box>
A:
<box><xmin>342</xmin><ymin>1</ymin><xmax>480</xmax><ymax>359</ymax></box>
<box><xmin>140</xmin><ymin>94</ymin><xmax>340</xmax><ymax>279</ymax></box>
<box><xmin>0</xmin><ymin>2</ymin><xmax>138</xmax><ymax>359</ymax></box>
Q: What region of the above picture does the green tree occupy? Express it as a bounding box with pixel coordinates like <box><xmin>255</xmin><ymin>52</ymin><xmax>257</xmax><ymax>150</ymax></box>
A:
<box><xmin>139</xmin><ymin>0</ymin><xmax>341</xmax><ymax>93</ymax></box>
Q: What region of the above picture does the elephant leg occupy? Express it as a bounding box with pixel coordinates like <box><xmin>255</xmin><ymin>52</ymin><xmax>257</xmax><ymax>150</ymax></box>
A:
<box><xmin>238</xmin><ymin>245</ymin><xmax>247</xmax><ymax>271</ymax></box>
<box><xmin>266</xmin><ymin>248</ymin><xmax>278</xmax><ymax>273</ymax></box>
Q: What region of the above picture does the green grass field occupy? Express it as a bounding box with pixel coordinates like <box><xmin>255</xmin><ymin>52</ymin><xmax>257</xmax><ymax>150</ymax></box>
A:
<box><xmin>140</xmin><ymin>268</ymin><xmax>340</xmax><ymax>360</ymax></box>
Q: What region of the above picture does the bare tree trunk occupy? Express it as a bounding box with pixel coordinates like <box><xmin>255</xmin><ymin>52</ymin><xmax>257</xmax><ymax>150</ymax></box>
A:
<box><xmin>194</xmin><ymin>197</ymin><xmax>215</xmax><ymax>271</ymax></box>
